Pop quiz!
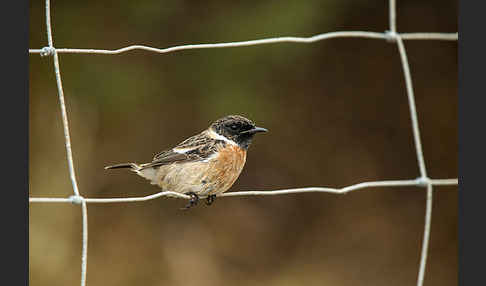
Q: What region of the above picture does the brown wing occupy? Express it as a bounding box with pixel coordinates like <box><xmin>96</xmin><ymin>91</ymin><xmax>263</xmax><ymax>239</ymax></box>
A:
<box><xmin>140</xmin><ymin>131</ymin><xmax>223</xmax><ymax>170</ymax></box>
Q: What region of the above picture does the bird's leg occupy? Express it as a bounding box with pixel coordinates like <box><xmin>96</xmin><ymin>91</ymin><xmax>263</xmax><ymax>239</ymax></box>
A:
<box><xmin>205</xmin><ymin>194</ymin><xmax>217</xmax><ymax>206</ymax></box>
<box><xmin>181</xmin><ymin>192</ymin><xmax>199</xmax><ymax>210</ymax></box>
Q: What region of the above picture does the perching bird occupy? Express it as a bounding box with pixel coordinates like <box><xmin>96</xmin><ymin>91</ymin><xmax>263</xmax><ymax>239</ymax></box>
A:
<box><xmin>104</xmin><ymin>115</ymin><xmax>267</xmax><ymax>209</ymax></box>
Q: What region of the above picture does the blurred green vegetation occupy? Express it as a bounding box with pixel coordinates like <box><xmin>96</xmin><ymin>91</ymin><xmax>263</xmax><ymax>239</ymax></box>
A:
<box><xmin>29</xmin><ymin>0</ymin><xmax>457</xmax><ymax>285</ymax></box>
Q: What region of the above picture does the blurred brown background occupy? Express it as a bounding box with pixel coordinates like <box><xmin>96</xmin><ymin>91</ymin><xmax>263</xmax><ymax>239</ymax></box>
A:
<box><xmin>29</xmin><ymin>0</ymin><xmax>457</xmax><ymax>285</ymax></box>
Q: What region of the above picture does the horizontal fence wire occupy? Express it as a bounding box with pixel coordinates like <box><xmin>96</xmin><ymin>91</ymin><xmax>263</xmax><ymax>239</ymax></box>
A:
<box><xmin>29</xmin><ymin>32</ymin><xmax>458</xmax><ymax>56</ymax></box>
<box><xmin>29</xmin><ymin>0</ymin><xmax>458</xmax><ymax>286</ymax></box>
<box><xmin>29</xmin><ymin>178</ymin><xmax>458</xmax><ymax>204</ymax></box>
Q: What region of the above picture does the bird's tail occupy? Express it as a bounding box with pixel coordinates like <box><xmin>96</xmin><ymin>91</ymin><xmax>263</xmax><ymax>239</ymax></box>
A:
<box><xmin>104</xmin><ymin>163</ymin><xmax>141</xmax><ymax>170</ymax></box>
<box><xmin>105</xmin><ymin>162</ymin><xmax>157</xmax><ymax>183</ymax></box>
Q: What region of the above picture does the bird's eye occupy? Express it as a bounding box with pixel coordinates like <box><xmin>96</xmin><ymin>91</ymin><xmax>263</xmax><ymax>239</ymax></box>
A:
<box><xmin>230</xmin><ymin>124</ymin><xmax>239</xmax><ymax>130</ymax></box>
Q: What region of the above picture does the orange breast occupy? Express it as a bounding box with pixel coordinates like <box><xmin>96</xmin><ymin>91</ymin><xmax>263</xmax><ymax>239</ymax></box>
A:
<box><xmin>208</xmin><ymin>144</ymin><xmax>247</xmax><ymax>194</ymax></box>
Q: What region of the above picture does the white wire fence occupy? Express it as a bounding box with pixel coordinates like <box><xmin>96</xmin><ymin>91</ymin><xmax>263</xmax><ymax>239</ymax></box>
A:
<box><xmin>29</xmin><ymin>0</ymin><xmax>458</xmax><ymax>286</ymax></box>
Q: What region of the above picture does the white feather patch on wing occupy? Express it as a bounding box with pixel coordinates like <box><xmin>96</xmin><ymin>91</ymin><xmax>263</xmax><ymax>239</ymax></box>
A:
<box><xmin>207</xmin><ymin>129</ymin><xmax>237</xmax><ymax>146</ymax></box>
<box><xmin>173</xmin><ymin>147</ymin><xmax>196</xmax><ymax>154</ymax></box>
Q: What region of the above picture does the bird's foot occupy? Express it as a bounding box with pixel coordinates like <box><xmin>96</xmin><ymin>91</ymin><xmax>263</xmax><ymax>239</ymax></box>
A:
<box><xmin>181</xmin><ymin>192</ymin><xmax>199</xmax><ymax>210</ymax></box>
<box><xmin>205</xmin><ymin>194</ymin><xmax>216</xmax><ymax>206</ymax></box>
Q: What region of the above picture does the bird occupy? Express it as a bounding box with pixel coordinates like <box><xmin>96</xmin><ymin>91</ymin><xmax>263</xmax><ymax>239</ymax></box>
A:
<box><xmin>104</xmin><ymin>115</ymin><xmax>268</xmax><ymax>209</ymax></box>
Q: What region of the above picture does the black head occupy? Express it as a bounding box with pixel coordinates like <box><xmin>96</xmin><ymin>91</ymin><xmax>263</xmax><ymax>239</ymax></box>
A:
<box><xmin>210</xmin><ymin>115</ymin><xmax>268</xmax><ymax>149</ymax></box>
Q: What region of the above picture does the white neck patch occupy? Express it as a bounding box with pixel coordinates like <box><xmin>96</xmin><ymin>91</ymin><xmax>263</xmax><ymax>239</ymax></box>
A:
<box><xmin>207</xmin><ymin>128</ymin><xmax>237</xmax><ymax>146</ymax></box>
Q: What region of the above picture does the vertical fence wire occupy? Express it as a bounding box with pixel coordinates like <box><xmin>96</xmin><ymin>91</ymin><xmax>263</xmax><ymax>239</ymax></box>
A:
<box><xmin>44</xmin><ymin>0</ymin><xmax>81</xmax><ymax>198</ymax></box>
<box><xmin>395</xmin><ymin>36</ymin><xmax>433</xmax><ymax>286</ymax></box>
<box><xmin>395</xmin><ymin>36</ymin><xmax>429</xmax><ymax>178</ymax></box>
<box><xmin>417</xmin><ymin>184</ymin><xmax>434</xmax><ymax>286</ymax></box>
<box><xmin>388</xmin><ymin>2</ymin><xmax>433</xmax><ymax>283</ymax></box>
<box><xmin>43</xmin><ymin>1</ymin><xmax>87</xmax><ymax>285</ymax></box>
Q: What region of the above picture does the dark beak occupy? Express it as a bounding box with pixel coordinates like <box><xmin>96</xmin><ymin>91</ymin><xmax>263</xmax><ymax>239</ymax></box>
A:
<box><xmin>241</xmin><ymin>126</ymin><xmax>268</xmax><ymax>135</ymax></box>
